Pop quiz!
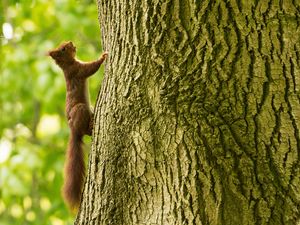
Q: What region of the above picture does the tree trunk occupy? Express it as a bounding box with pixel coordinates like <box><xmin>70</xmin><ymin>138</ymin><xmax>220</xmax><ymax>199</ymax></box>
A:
<box><xmin>75</xmin><ymin>1</ymin><xmax>300</xmax><ymax>224</ymax></box>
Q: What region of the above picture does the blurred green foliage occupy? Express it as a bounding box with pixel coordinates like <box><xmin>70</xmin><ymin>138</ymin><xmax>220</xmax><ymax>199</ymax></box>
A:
<box><xmin>0</xmin><ymin>0</ymin><xmax>104</xmax><ymax>224</ymax></box>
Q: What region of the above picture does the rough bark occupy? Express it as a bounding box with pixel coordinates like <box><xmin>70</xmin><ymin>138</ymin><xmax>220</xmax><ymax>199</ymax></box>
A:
<box><xmin>75</xmin><ymin>1</ymin><xmax>300</xmax><ymax>225</ymax></box>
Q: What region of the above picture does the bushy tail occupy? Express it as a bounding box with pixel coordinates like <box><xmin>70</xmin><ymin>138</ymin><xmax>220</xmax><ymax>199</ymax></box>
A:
<box><xmin>63</xmin><ymin>132</ymin><xmax>85</xmax><ymax>211</ymax></box>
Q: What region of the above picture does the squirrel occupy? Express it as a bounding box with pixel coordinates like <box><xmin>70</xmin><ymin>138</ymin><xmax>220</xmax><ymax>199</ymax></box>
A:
<box><xmin>48</xmin><ymin>41</ymin><xmax>107</xmax><ymax>211</ymax></box>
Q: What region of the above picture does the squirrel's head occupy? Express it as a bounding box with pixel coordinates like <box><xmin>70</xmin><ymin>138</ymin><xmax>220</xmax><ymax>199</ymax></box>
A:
<box><xmin>48</xmin><ymin>41</ymin><xmax>76</xmax><ymax>63</ymax></box>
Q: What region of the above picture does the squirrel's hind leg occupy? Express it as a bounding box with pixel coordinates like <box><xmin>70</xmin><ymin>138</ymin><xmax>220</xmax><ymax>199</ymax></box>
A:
<box><xmin>68</xmin><ymin>103</ymin><xmax>92</xmax><ymax>136</ymax></box>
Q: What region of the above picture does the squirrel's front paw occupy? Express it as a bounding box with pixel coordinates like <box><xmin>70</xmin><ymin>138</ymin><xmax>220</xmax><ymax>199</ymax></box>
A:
<box><xmin>101</xmin><ymin>52</ymin><xmax>108</xmax><ymax>59</ymax></box>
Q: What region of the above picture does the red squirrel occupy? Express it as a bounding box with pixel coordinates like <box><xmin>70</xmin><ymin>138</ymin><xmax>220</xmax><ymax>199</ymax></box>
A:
<box><xmin>48</xmin><ymin>41</ymin><xmax>107</xmax><ymax>210</ymax></box>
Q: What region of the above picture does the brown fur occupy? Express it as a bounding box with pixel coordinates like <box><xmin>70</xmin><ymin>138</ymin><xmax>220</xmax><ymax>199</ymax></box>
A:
<box><xmin>48</xmin><ymin>41</ymin><xmax>107</xmax><ymax>210</ymax></box>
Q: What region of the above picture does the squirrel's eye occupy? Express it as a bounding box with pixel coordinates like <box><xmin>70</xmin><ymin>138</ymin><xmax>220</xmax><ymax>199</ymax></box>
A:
<box><xmin>61</xmin><ymin>47</ymin><xmax>66</xmax><ymax>52</ymax></box>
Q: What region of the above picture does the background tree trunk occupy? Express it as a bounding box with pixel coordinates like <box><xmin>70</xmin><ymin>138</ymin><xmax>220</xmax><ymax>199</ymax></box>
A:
<box><xmin>75</xmin><ymin>1</ymin><xmax>300</xmax><ymax>224</ymax></box>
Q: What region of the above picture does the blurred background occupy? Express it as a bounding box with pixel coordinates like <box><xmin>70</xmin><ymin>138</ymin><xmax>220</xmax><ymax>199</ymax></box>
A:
<box><xmin>0</xmin><ymin>0</ymin><xmax>104</xmax><ymax>224</ymax></box>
